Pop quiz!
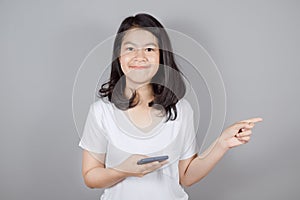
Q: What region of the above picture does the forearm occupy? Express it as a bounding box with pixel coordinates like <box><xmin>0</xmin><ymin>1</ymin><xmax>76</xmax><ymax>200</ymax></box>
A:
<box><xmin>182</xmin><ymin>138</ymin><xmax>229</xmax><ymax>186</ymax></box>
<box><xmin>84</xmin><ymin>167</ymin><xmax>127</xmax><ymax>189</ymax></box>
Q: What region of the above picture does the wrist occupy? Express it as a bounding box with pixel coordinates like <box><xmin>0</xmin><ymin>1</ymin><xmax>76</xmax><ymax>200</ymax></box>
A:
<box><xmin>217</xmin><ymin>137</ymin><xmax>230</xmax><ymax>152</ymax></box>
<box><xmin>109</xmin><ymin>167</ymin><xmax>130</xmax><ymax>179</ymax></box>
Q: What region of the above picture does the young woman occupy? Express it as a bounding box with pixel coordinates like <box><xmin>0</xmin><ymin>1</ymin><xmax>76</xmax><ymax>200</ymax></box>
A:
<box><xmin>79</xmin><ymin>13</ymin><xmax>262</xmax><ymax>200</ymax></box>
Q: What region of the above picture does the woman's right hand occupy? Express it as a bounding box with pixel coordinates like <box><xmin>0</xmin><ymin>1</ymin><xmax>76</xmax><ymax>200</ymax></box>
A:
<box><xmin>113</xmin><ymin>154</ymin><xmax>168</xmax><ymax>178</ymax></box>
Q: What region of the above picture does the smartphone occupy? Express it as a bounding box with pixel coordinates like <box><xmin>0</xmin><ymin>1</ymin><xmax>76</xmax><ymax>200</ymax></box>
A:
<box><xmin>137</xmin><ymin>155</ymin><xmax>169</xmax><ymax>165</ymax></box>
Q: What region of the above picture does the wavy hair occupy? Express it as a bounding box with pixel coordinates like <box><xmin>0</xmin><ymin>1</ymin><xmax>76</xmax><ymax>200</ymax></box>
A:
<box><xmin>98</xmin><ymin>13</ymin><xmax>186</xmax><ymax>121</ymax></box>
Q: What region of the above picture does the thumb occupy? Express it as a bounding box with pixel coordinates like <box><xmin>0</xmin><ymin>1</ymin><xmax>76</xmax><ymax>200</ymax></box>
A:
<box><xmin>230</xmin><ymin>122</ymin><xmax>254</xmax><ymax>135</ymax></box>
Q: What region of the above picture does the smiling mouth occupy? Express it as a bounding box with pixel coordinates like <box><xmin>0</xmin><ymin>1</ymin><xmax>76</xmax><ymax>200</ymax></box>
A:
<box><xmin>129</xmin><ymin>66</ymin><xmax>150</xmax><ymax>69</ymax></box>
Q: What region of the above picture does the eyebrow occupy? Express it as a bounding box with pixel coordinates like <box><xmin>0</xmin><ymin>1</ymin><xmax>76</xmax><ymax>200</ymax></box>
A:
<box><xmin>122</xmin><ymin>41</ymin><xmax>158</xmax><ymax>47</ymax></box>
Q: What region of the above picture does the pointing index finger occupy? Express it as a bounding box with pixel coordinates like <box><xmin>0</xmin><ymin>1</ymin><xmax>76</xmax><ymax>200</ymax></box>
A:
<box><xmin>240</xmin><ymin>117</ymin><xmax>263</xmax><ymax>124</ymax></box>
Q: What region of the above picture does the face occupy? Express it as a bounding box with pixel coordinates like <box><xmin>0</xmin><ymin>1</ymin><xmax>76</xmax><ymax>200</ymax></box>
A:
<box><xmin>119</xmin><ymin>28</ymin><xmax>160</xmax><ymax>88</ymax></box>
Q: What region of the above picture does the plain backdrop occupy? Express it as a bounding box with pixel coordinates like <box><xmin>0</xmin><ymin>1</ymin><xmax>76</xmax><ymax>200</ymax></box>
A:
<box><xmin>1</xmin><ymin>0</ymin><xmax>299</xmax><ymax>200</ymax></box>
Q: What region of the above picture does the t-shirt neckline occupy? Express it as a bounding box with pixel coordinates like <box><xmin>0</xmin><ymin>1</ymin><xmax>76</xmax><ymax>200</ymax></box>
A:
<box><xmin>112</xmin><ymin>104</ymin><xmax>167</xmax><ymax>139</ymax></box>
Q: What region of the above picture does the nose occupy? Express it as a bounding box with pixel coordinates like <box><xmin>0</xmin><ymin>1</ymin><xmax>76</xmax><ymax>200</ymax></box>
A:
<box><xmin>134</xmin><ymin>48</ymin><xmax>146</xmax><ymax>61</ymax></box>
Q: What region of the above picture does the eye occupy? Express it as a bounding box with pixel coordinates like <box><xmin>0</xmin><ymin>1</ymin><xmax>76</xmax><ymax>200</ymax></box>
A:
<box><xmin>126</xmin><ymin>47</ymin><xmax>134</xmax><ymax>51</ymax></box>
<box><xmin>145</xmin><ymin>48</ymin><xmax>155</xmax><ymax>52</ymax></box>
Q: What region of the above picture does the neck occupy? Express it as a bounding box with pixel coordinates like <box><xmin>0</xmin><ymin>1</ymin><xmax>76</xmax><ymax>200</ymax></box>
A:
<box><xmin>124</xmin><ymin>82</ymin><xmax>154</xmax><ymax>105</ymax></box>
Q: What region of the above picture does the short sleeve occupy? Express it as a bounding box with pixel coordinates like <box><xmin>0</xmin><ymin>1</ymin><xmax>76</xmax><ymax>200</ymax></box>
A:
<box><xmin>79</xmin><ymin>102</ymin><xmax>108</xmax><ymax>155</ymax></box>
<box><xmin>179</xmin><ymin>100</ymin><xmax>200</xmax><ymax>160</ymax></box>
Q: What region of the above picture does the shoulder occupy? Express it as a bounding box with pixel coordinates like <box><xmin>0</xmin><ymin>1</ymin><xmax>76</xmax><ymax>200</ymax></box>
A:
<box><xmin>92</xmin><ymin>97</ymin><xmax>111</xmax><ymax>109</ymax></box>
<box><xmin>90</xmin><ymin>98</ymin><xmax>114</xmax><ymax>118</ymax></box>
<box><xmin>176</xmin><ymin>98</ymin><xmax>194</xmax><ymax>114</ymax></box>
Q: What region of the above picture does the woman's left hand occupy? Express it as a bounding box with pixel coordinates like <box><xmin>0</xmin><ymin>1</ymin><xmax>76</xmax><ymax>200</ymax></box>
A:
<box><xmin>219</xmin><ymin>117</ymin><xmax>263</xmax><ymax>149</ymax></box>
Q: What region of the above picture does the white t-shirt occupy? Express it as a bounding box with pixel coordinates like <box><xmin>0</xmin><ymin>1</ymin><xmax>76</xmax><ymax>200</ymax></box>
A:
<box><xmin>79</xmin><ymin>98</ymin><xmax>199</xmax><ymax>200</ymax></box>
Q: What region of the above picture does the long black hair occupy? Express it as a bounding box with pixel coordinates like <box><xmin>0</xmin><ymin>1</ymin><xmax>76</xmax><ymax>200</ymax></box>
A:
<box><xmin>98</xmin><ymin>13</ymin><xmax>186</xmax><ymax>121</ymax></box>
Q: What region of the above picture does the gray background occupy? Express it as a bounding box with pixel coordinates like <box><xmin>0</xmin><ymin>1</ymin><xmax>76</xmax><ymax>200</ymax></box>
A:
<box><xmin>1</xmin><ymin>0</ymin><xmax>299</xmax><ymax>199</ymax></box>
